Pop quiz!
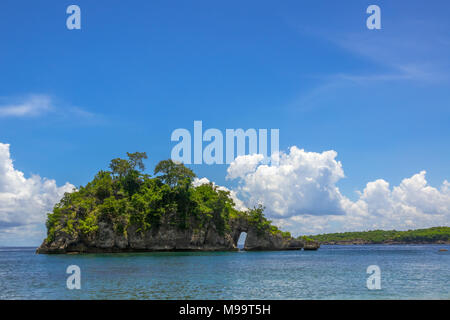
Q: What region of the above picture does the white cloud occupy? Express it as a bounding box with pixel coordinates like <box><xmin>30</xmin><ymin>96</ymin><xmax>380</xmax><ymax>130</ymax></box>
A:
<box><xmin>226</xmin><ymin>154</ymin><xmax>266</xmax><ymax>180</ymax></box>
<box><xmin>0</xmin><ymin>143</ymin><xmax>75</xmax><ymax>243</ymax></box>
<box><xmin>0</xmin><ymin>94</ymin><xmax>100</xmax><ymax>123</ymax></box>
<box><xmin>0</xmin><ymin>95</ymin><xmax>53</xmax><ymax>117</ymax></box>
<box><xmin>226</xmin><ymin>146</ymin><xmax>450</xmax><ymax>236</ymax></box>
<box><xmin>226</xmin><ymin>146</ymin><xmax>346</xmax><ymax>217</ymax></box>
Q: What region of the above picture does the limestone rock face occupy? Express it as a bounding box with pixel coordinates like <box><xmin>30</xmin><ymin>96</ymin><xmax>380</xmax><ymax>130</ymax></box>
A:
<box><xmin>230</xmin><ymin>216</ymin><xmax>302</xmax><ymax>251</ymax></box>
<box><xmin>303</xmin><ymin>241</ymin><xmax>320</xmax><ymax>250</ymax></box>
<box><xmin>37</xmin><ymin>214</ymin><xmax>318</xmax><ymax>254</ymax></box>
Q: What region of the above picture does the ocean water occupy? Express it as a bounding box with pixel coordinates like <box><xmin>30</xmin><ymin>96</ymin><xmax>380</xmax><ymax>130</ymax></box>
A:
<box><xmin>0</xmin><ymin>245</ymin><xmax>449</xmax><ymax>300</ymax></box>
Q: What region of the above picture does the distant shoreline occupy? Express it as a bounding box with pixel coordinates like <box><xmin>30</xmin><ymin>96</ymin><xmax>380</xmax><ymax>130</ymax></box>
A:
<box><xmin>308</xmin><ymin>226</ymin><xmax>449</xmax><ymax>246</ymax></box>
<box><xmin>320</xmin><ymin>241</ymin><xmax>450</xmax><ymax>245</ymax></box>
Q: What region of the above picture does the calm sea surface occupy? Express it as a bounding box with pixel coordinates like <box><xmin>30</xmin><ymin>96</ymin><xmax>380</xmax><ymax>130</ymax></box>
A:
<box><xmin>0</xmin><ymin>245</ymin><xmax>449</xmax><ymax>299</ymax></box>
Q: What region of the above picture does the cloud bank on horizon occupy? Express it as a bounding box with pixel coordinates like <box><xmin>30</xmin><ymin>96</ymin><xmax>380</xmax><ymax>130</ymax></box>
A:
<box><xmin>225</xmin><ymin>147</ymin><xmax>450</xmax><ymax>235</ymax></box>
<box><xmin>0</xmin><ymin>143</ymin><xmax>74</xmax><ymax>245</ymax></box>
<box><xmin>0</xmin><ymin>142</ymin><xmax>449</xmax><ymax>245</ymax></box>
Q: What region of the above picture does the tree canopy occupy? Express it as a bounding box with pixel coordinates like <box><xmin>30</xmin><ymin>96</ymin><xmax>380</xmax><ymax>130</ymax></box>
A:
<box><xmin>109</xmin><ymin>151</ymin><xmax>148</xmax><ymax>178</ymax></box>
<box><xmin>154</xmin><ymin>159</ymin><xmax>196</xmax><ymax>187</ymax></box>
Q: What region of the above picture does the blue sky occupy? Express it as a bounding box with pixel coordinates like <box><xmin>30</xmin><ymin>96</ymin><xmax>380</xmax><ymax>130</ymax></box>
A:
<box><xmin>1</xmin><ymin>1</ymin><xmax>450</xmax><ymax>245</ymax></box>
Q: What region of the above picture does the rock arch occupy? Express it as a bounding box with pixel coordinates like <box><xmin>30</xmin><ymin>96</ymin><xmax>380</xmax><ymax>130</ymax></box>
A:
<box><xmin>230</xmin><ymin>217</ymin><xmax>304</xmax><ymax>251</ymax></box>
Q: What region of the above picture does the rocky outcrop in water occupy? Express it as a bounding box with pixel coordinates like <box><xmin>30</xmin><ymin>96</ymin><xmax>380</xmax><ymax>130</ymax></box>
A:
<box><xmin>36</xmin><ymin>213</ymin><xmax>317</xmax><ymax>254</ymax></box>
<box><xmin>36</xmin><ymin>154</ymin><xmax>320</xmax><ymax>254</ymax></box>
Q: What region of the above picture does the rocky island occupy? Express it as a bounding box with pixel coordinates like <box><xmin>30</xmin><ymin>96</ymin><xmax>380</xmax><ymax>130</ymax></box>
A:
<box><xmin>37</xmin><ymin>152</ymin><xmax>318</xmax><ymax>254</ymax></box>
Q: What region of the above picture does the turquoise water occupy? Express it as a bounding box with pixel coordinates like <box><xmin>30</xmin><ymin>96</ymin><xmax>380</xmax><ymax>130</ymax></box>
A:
<box><xmin>0</xmin><ymin>245</ymin><xmax>449</xmax><ymax>299</ymax></box>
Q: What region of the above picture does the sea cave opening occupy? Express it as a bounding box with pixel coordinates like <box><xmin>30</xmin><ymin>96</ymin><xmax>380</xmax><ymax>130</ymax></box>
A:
<box><xmin>237</xmin><ymin>232</ymin><xmax>247</xmax><ymax>250</ymax></box>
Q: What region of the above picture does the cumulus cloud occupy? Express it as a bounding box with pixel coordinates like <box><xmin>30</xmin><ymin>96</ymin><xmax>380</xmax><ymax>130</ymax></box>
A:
<box><xmin>226</xmin><ymin>146</ymin><xmax>347</xmax><ymax>217</ymax></box>
<box><xmin>226</xmin><ymin>146</ymin><xmax>450</xmax><ymax>235</ymax></box>
<box><xmin>348</xmin><ymin>172</ymin><xmax>450</xmax><ymax>228</ymax></box>
<box><xmin>0</xmin><ymin>143</ymin><xmax>75</xmax><ymax>243</ymax></box>
<box><xmin>226</xmin><ymin>154</ymin><xmax>266</xmax><ymax>180</ymax></box>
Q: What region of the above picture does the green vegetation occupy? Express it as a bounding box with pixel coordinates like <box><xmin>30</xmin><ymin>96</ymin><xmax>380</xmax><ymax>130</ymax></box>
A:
<box><xmin>307</xmin><ymin>227</ymin><xmax>450</xmax><ymax>244</ymax></box>
<box><xmin>246</xmin><ymin>205</ymin><xmax>291</xmax><ymax>238</ymax></box>
<box><xmin>45</xmin><ymin>152</ymin><xmax>290</xmax><ymax>242</ymax></box>
<box><xmin>298</xmin><ymin>235</ymin><xmax>315</xmax><ymax>244</ymax></box>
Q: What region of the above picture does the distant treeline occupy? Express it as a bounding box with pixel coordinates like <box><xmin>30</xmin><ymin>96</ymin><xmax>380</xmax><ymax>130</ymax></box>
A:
<box><xmin>309</xmin><ymin>227</ymin><xmax>450</xmax><ymax>244</ymax></box>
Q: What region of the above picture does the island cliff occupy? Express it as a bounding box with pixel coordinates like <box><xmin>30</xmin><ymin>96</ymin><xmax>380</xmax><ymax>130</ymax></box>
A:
<box><xmin>37</xmin><ymin>153</ymin><xmax>318</xmax><ymax>254</ymax></box>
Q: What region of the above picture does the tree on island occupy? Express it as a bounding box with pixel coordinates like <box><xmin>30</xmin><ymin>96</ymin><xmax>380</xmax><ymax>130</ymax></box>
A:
<box><xmin>154</xmin><ymin>159</ymin><xmax>196</xmax><ymax>188</ymax></box>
